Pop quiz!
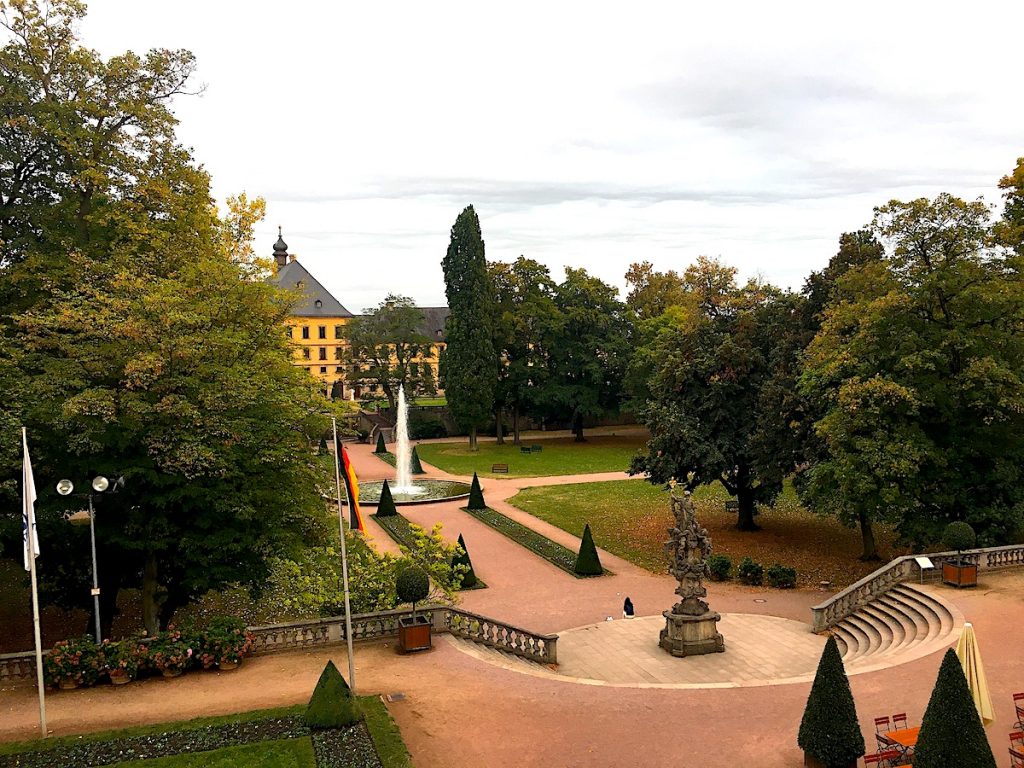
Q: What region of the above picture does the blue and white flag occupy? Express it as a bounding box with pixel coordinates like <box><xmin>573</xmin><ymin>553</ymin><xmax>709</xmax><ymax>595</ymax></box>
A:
<box><xmin>22</xmin><ymin>429</ymin><xmax>39</xmax><ymax>571</ymax></box>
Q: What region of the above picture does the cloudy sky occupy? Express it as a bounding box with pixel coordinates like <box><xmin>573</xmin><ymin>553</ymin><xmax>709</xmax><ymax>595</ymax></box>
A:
<box><xmin>80</xmin><ymin>1</ymin><xmax>1023</xmax><ymax>312</ymax></box>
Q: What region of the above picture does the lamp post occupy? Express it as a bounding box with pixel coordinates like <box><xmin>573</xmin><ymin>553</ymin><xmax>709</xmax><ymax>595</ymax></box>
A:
<box><xmin>57</xmin><ymin>475</ymin><xmax>123</xmax><ymax>644</ymax></box>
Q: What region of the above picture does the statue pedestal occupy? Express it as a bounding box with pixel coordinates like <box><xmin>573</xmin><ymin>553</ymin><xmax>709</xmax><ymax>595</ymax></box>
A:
<box><xmin>659</xmin><ymin>610</ymin><xmax>725</xmax><ymax>657</ymax></box>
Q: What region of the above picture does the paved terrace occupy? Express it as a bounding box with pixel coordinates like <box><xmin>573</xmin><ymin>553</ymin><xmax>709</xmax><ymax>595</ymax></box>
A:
<box><xmin>1</xmin><ymin>439</ymin><xmax>1021</xmax><ymax>767</ymax></box>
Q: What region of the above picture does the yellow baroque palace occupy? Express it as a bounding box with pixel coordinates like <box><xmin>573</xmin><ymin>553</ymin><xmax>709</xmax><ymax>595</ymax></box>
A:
<box><xmin>270</xmin><ymin>230</ymin><xmax>448</xmax><ymax>399</ymax></box>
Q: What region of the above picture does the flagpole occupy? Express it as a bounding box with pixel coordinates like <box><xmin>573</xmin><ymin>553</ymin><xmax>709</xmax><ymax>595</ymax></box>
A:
<box><xmin>331</xmin><ymin>417</ymin><xmax>357</xmax><ymax>693</ymax></box>
<box><xmin>23</xmin><ymin>428</ymin><xmax>47</xmax><ymax>738</ymax></box>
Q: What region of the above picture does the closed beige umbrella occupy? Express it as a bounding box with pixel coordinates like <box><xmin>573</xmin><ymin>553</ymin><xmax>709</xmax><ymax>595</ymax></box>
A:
<box><xmin>955</xmin><ymin>622</ymin><xmax>995</xmax><ymax>725</ymax></box>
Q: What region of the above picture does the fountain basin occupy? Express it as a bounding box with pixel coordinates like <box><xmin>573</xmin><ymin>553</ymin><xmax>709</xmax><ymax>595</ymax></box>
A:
<box><xmin>358</xmin><ymin>480</ymin><xmax>471</xmax><ymax>505</ymax></box>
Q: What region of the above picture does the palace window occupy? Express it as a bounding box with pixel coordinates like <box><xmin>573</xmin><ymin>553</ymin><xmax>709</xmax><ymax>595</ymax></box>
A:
<box><xmin>320</xmin><ymin>366</ymin><xmax>327</xmax><ymax>373</ymax></box>
<box><xmin>286</xmin><ymin>327</ymin><xmax>292</xmax><ymax>338</ymax></box>
<box><xmin>302</xmin><ymin>326</ymin><xmax>310</xmax><ymax>339</ymax></box>
<box><xmin>334</xmin><ymin>347</ymin><xmax>342</xmax><ymax>360</ymax></box>
<box><xmin>318</xmin><ymin>326</ymin><xmax>326</xmax><ymax>339</ymax></box>
<box><xmin>335</xmin><ymin>366</ymin><xmax>343</xmax><ymax>373</ymax></box>
<box><xmin>319</xmin><ymin>347</ymin><xmax>327</xmax><ymax>360</ymax></box>
<box><xmin>335</xmin><ymin>325</ymin><xmax>343</xmax><ymax>339</ymax></box>
<box><xmin>314</xmin><ymin>299</ymin><xmax>322</xmax><ymax>308</ymax></box>
<box><xmin>302</xmin><ymin>348</ymin><xmax>310</xmax><ymax>360</ymax></box>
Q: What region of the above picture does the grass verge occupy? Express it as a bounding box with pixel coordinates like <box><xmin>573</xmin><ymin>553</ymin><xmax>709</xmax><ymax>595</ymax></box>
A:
<box><xmin>108</xmin><ymin>738</ymin><xmax>316</xmax><ymax>767</ymax></box>
<box><xmin>507</xmin><ymin>479</ymin><xmax>907</xmax><ymax>588</ymax></box>
<box><xmin>416</xmin><ymin>435</ymin><xmax>645</xmax><ymax>478</ymax></box>
<box><xmin>361</xmin><ymin>696</ymin><xmax>413</xmax><ymax>768</ymax></box>
<box><xmin>461</xmin><ymin>506</ymin><xmax>609</xmax><ymax>578</ymax></box>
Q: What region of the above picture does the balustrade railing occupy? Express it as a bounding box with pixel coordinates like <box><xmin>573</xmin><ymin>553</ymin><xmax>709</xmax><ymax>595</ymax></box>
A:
<box><xmin>811</xmin><ymin>543</ymin><xmax>1024</xmax><ymax>632</ymax></box>
<box><xmin>2</xmin><ymin>605</ymin><xmax>553</xmax><ymax>684</ymax></box>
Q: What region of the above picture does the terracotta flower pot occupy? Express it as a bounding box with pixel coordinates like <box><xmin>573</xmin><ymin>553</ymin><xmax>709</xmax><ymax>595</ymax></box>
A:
<box><xmin>218</xmin><ymin>660</ymin><xmax>239</xmax><ymax>671</ymax></box>
<box><xmin>58</xmin><ymin>677</ymin><xmax>79</xmax><ymax>690</ymax></box>
<box><xmin>161</xmin><ymin>668</ymin><xmax>184</xmax><ymax>678</ymax></box>
<box><xmin>109</xmin><ymin>670</ymin><xmax>132</xmax><ymax>686</ymax></box>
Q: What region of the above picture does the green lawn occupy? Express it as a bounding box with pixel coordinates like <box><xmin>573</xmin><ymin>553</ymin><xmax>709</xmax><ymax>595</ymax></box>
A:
<box><xmin>508</xmin><ymin>479</ymin><xmax>907</xmax><ymax>588</ymax></box>
<box><xmin>416</xmin><ymin>435</ymin><xmax>646</xmax><ymax>478</ymax></box>
<box><xmin>108</xmin><ymin>738</ymin><xmax>315</xmax><ymax>767</ymax></box>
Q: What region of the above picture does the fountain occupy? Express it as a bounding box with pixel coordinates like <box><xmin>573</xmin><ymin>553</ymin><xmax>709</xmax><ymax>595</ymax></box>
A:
<box><xmin>358</xmin><ymin>386</ymin><xmax>472</xmax><ymax>505</ymax></box>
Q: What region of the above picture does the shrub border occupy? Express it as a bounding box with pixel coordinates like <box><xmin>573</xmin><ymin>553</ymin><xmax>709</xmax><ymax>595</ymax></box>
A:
<box><xmin>461</xmin><ymin>506</ymin><xmax>610</xmax><ymax>578</ymax></box>
<box><xmin>372</xmin><ymin>513</ymin><xmax>487</xmax><ymax>591</ymax></box>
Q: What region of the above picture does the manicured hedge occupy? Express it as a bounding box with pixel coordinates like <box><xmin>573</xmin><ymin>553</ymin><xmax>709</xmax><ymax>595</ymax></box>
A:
<box><xmin>463</xmin><ymin>506</ymin><xmax>609</xmax><ymax>578</ymax></box>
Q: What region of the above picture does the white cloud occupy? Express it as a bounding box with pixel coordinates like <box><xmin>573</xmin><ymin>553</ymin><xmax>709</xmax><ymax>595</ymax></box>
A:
<box><xmin>74</xmin><ymin>0</ymin><xmax>1024</xmax><ymax>311</ymax></box>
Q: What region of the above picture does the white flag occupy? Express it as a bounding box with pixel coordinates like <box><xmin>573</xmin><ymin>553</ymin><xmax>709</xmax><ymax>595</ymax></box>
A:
<box><xmin>22</xmin><ymin>429</ymin><xmax>40</xmax><ymax>571</ymax></box>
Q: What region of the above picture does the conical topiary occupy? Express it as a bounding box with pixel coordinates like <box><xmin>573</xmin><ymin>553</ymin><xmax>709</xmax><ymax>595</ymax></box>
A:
<box><xmin>913</xmin><ymin>649</ymin><xmax>996</xmax><ymax>768</ymax></box>
<box><xmin>304</xmin><ymin>660</ymin><xmax>361</xmax><ymax>729</ymax></box>
<box><xmin>574</xmin><ymin>523</ymin><xmax>603</xmax><ymax>576</ymax></box>
<box><xmin>452</xmin><ymin>533</ymin><xmax>478</xmax><ymax>588</ymax></box>
<box><xmin>411</xmin><ymin>446</ymin><xmax>425</xmax><ymax>475</ymax></box>
<box><xmin>318</xmin><ymin>437</ymin><xmax>328</xmax><ymax>455</ymax></box>
<box><xmin>467</xmin><ymin>472</ymin><xmax>486</xmax><ymax>509</ymax></box>
<box><xmin>797</xmin><ymin>636</ymin><xmax>865</xmax><ymax>766</ymax></box>
<box><xmin>374</xmin><ymin>432</ymin><xmax>387</xmax><ymax>454</ymax></box>
<box><xmin>375</xmin><ymin>479</ymin><xmax>397</xmax><ymax>517</ymax></box>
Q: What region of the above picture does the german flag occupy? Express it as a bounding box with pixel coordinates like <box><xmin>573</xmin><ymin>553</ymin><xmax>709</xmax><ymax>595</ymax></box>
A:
<box><xmin>338</xmin><ymin>441</ymin><xmax>366</xmax><ymax>533</ymax></box>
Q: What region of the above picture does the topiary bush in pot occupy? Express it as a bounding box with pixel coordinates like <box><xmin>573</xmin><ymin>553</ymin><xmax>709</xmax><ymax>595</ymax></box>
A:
<box><xmin>396</xmin><ymin>566</ymin><xmax>432</xmax><ymax>652</ymax></box>
<box><xmin>941</xmin><ymin>521</ymin><xmax>978</xmax><ymax>587</ymax></box>
<box><xmin>913</xmin><ymin>649</ymin><xmax>996</xmax><ymax>768</ymax></box>
<box><xmin>797</xmin><ymin>636</ymin><xmax>865</xmax><ymax>768</ymax></box>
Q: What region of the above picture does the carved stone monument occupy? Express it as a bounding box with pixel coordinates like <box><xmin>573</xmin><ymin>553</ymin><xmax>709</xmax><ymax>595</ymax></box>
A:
<box><xmin>660</xmin><ymin>488</ymin><xmax>725</xmax><ymax>657</ymax></box>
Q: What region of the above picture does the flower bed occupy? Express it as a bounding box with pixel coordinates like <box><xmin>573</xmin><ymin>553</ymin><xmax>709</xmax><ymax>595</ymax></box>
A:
<box><xmin>462</xmin><ymin>506</ymin><xmax>609</xmax><ymax>578</ymax></box>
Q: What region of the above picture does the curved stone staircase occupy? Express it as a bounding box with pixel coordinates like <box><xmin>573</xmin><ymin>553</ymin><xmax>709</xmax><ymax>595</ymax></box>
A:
<box><xmin>831</xmin><ymin>583</ymin><xmax>962</xmax><ymax>673</ymax></box>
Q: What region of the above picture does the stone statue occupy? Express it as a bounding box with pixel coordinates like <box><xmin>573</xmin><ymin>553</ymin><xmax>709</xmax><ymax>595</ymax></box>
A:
<box><xmin>660</xmin><ymin>488</ymin><xmax>725</xmax><ymax>657</ymax></box>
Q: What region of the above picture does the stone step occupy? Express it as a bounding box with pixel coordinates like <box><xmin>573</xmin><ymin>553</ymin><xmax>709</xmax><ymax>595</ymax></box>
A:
<box><xmin>845</xmin><ymin>613</ymin><xmax>887</xmax><ymax>656</ymax></box>
<box><xmin>890</xmin><ymin>585</ymin><xmax>951</xmax><ymax>638</ymax></box>
<box><xmin>897</xmin><ymin>585</ymin><xmax>955</xmax><ymax>635</ymax></box>
<box><xmin>859</xmin><ymin>603</ymin><xmax>907</xmax><ymax>655</ymax></box>
<box><xmin>835</xmin><ymin>617</ymin><xmax>872</xmax><ymax>662</ymax></box>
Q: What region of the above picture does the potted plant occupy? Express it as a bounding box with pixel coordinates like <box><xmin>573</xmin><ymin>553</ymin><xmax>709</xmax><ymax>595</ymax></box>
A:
<box><xmin>797</xmin><ymin>636</ymin><xmax>865</xmax><ymax>768</ymax></box>
<box><xmin>941</xmin><ymin>521</ymin><xmax>978</xmax><ymax>587</ymax></box>
<box><xmin>44</xmin><ymin>636</ymin><xmax>104</xmax><ymax>690</ymax></box>
<box><xmin>195</xmin><ymin>616</ymin><xmax>254</xmax><ymax>670</ymax></box>
<box><xmin>104</xmin><ymin>639</ymin><xmax>143</xmax><ymax>684</ymax></box>
<box><xmin>396</xmin><ymin>566</ymin><xmax>431</xmax><ymax>653</ymax></box>
<box><xmin>149</xmin><ymin>629</ymin><xmax>194</xmax><ymax>678</ymax></box>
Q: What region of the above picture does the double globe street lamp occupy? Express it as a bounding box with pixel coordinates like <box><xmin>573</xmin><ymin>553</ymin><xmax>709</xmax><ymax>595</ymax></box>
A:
<box><xmin>56</xmin><ymin>475</ymin><xmax>123</xmax><ymax>644</ymax></box>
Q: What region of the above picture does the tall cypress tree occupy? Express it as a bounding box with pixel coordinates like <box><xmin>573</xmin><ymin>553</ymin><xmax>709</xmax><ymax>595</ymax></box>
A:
<box><xmin>797</xmin><ymin>636</ymin><xmax>865</xmax><ymax>766</ymax></box>
<box><xmin>441</xmin><ymin>205</ymin><xmax>496</xmax><ymax>450</ymax></box>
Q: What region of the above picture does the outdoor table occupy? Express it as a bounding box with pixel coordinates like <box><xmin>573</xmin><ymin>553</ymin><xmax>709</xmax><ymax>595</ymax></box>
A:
<box><xmin>882</xmin><ymin>727</ymin><xmax>920</xmax><ymax>762</ymax></box>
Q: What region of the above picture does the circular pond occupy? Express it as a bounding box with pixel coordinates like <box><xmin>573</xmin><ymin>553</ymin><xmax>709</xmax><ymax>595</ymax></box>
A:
<box><xmin>359</xmin><ymin>479</ymin><xmax>471</xmax><ymax>505</ymax></box>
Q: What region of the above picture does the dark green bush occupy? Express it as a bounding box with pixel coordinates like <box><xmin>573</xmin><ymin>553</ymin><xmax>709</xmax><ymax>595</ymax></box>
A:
<box><xmin>374</xmin><ymin>432</ymin><xmax>387</xmax><ymax>454</ymax></box>
<box><xmin>318</xmin><ymin>437</ymin><xmax>328</xmax><ymax>455</ymax></box>
<box><xmin>737</xmin><ymin>557</ymin><xmax>763</xmax><ymax>586</ymax></box>
<box><xmin>707</xmin><ymin>554</ymin><xmax>732</xmax><ymax>581</ymax></box>
<box><xmin>913</xmin><ymin>649</ymin><xmax>996</xmax><ymax>768</ymax></box>
<box><xmin>467</xmin><ymin>472</ymin><xmax>486</xmax><ymax>510</ymax></box>
<box><xmin>797</xmin><ymin>636</ymin><xmax>865</xmax><ymax>765</ymax></box>
<box><xmin>410</xmin><ymin>446</ymin><xmax>425</xmax><ymax>474</ymax></box>
<box><xmin>396</xmin><ymin>566</ymin><xmax>429</xmax><ymax>613</ymax></box>
<box><xmin>451</xmin><ymin>533</ymin><xmax>477</xmax><ymax>588</ymax></box>
<box><xmin>409</xmin><ymin>415</ymin><xmax>448</xmax><ymax>440</ymax></box>
<box><xmin>375</xmin><ymin>479</ymin><xmax>397</xmax><ymax>517</ymax></box>
<box><xmin>574</xmin><ymin>523</ymin><xmax>603</xmax><ymax>576</ymax></box>
<box><xmin>766</xmin><ymin>563</ymin><xmax>797</xmax><ymax>589</ymax></box>
<box><xmin>942</xmin><ymin>521</ymin><xmax>976</xmax><ymax>553</ymax></box>
<box><xmin>305</xmin><ymin>660</ymin><xmax>361</xmax><ymax>729</ymax></box>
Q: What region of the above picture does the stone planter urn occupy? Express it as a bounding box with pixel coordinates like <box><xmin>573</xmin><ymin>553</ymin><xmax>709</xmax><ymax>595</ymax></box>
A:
<box><xmin>398</xmin><ymin>615</ymin><xmax>432</xmax><ymax>653</ymax></box>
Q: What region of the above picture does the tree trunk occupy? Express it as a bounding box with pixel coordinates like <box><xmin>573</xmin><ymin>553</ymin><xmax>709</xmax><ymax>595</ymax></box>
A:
<box><xmin>735</xmin><ymin>466</ymin><xmax>761</xmax><ymax>531</ymax></box>
<box><xmin>495</xmin><ymin>406</ymin><xmax>504</xmax><ymax>445</ymax></box>
<box><xmin>159</xmin><ymin>592</ymin><xmax>185</xmax><ymax>631</ymax></box>
<box><xmin>469</xmin><ymin>425</ymin><xmax>478</xmax><ymax>451</ymax></box>
<box><xmin>572</xmin><ymin>410</ymin><xmax>585</xmax><ymax>442</ymax></box>
<box><xmin>141</xmin><ymin>552</ymin><xmax>161</xmax><ymax>636</ymax></box>
<box><xmin>512</xmin><ymin>405</ymin><xmax>521</xmax><ymax>446</ymax></box>
<box><xmin>858</xmin><ymin>511</ymin><xmax>880</xmax><ymax>561</ymax></box>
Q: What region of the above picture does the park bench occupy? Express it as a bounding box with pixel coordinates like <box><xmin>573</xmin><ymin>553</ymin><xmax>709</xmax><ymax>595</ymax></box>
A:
<box><xmin>491</xmin><ymin>463</ymin><xmax>509</xmax><ymax>474</ymax></box>
<box><xmin>520</xmin><ymin>446</ymin><xmax>532</xmax><ymax>454</ymax></box>
<box><xmin>724</xmin><ymin>500</ymin><xmax>739</xmax><ymax>512</ymax></box>
<box><xmin>530</xmin><ymin>445</ymin><xmax>543</xmax><ymax>453</ymax></box>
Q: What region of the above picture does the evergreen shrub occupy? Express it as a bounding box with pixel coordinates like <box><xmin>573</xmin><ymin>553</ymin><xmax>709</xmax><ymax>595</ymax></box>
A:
<box><xmin>396</xmin><ymin>566</ymin><xmax>430</xmax><ymax>615</ymax></box>
<box><xmin>410</xmin><ymin>446</ymin><xmax>425</xmax><ymax>474</ymax></box>
<box><xmin>913</xmin><ymin>649</ymin><xmax>996</xmax><ymax>768</ymax></box>
<box><xmin>374</xmin><ymin>432</ymin><xmax>387</xmax><ymax>454</ymax></box>
<box><xmin>942</xmin><ymin>521</ymin><xmax>976</xmax><ymax>554</ymax></box>
<box><xmin>304</xmin><ymin>660</ymin><xmax>361</xmax><ymax>729</ymax></box>
<box><xmin>574</xmin><ymin>523</ymin><xmax>603</xmax><ymax>576</ymax></box>
<box><xmin>737</xmin><ymin>557</ymin><xmax>764</xmax><ymax>585</ymax></box>
<box><xmin>797</xmin><ymin>636</ymin><xmax>865</xmax><ymax>765</ymax></box>
<box><xmin>375</xmin><ymin>479</ymin><xmax>397</xmax><ymax>517</ymax></box>
<box><xmin>467</xmin><ymin>472</ymin><xmax>486</xmax><ymax>510</ymax></box>
<box><xmin>451</xmin><ymin>533</ymin><xmax>477</xmax><ymax>588</ymax></box>
<box><xmin>318</xmin><ymin>437</ymin><xmax>328</xmax><ymax>455</ymax></box>
<box><xmin>766</xmin><ymin>563</ymin><xmax>797</xmax><ymax>589</ymax></box>
<box><xmin>707</xmin><ymin>554</ymin><xmax>732</xmax><ymax>581</ymax></box>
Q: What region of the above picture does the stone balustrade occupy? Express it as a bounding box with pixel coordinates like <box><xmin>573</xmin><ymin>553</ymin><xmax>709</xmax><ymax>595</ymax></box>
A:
<box><xmin>1</xmin><ymin>604</ymin><xmax>552</xmax><ymax>684</ymax></box>
<box><xmin>811</xmin><ymin>543</ymin><xmax>1024</xmax><ymax>632</ymax></box>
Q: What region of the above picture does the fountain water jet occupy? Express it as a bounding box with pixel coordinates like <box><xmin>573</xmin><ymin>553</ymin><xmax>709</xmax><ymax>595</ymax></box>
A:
<box><xmin>392</xmin><ymin>386</ymin><xmax>422</xmax><ymax>495</ymax></box>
